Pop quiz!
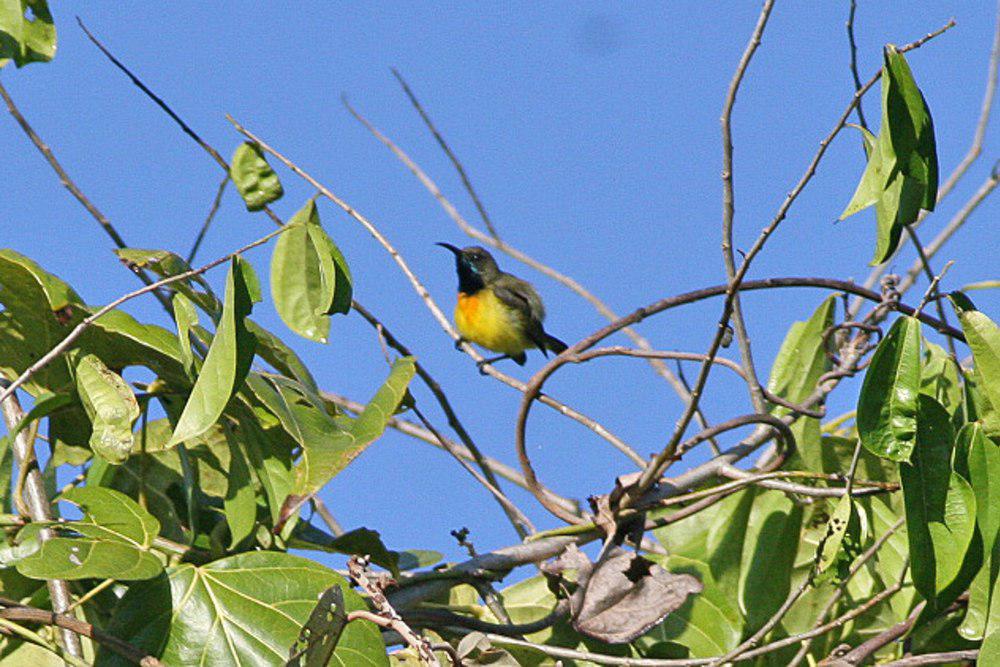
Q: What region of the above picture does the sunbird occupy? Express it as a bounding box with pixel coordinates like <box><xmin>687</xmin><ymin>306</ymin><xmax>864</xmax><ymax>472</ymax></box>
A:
<box><xmin>438</xmin><ymin>243</ymin><xmax>568</xmax><ymax>369</ymax></box>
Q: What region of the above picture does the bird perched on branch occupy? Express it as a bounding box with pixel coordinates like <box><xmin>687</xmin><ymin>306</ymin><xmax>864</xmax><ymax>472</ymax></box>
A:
<box><xmin>438</xmin><ymin>243</ymin><xmax>567</xmax><ymax>370</ymax></box>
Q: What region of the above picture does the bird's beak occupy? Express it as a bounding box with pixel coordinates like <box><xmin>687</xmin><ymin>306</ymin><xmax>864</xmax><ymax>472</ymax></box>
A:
<box><xmin>436</xmin><ymin>242</ymin><xmax>462</xmax><ymax>256</ymax></box>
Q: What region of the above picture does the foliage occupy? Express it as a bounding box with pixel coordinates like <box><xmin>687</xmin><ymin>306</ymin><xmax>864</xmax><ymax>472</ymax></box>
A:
<box><xmin>0</xmin><ymin>5</ymin><xmax>996</xmax><ymax>667</ymax></box>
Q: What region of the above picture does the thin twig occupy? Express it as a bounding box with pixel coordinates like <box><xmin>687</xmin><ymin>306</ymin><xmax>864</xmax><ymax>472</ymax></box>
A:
<box><xmin>846</xmin><ymin>0</ymin><xmax>869</xmax><ymax>131</ymax></box>
<box><xmin>719</xmin><ymin>0</ymin><xmax>776</xmax><ymax>414</ymax></box>
<box><xmin>349</xmin><ymin>556</ymin><xmax>441</xmax><ymax>666</ymax></box>
<box><xmin>0</xmin><ymin>601</ymin><xmax>165</xmax><ymax>666</ymax></box>
<box><xmin>187</xmin><ymin>175</ymin><xmax>229</xmax><ymax>264</ymax></box>
<box><xmin>310</xmin><ymin>497</ymin><xmax>344</xmax><ymax>537</ymax></box>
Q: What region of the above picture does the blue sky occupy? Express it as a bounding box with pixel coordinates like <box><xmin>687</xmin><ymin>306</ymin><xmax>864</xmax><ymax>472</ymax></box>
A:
<box><xmin>3</xmin><ymin>2</ymin><xmax>998</xmax><ymax>568</ymax></box>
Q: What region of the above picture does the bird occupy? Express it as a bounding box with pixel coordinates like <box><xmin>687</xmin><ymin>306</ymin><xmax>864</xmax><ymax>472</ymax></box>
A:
<box><xmin>438</xmin><ymin>243</ymin><xmax>567</xmax><ymax>370</ymax></box>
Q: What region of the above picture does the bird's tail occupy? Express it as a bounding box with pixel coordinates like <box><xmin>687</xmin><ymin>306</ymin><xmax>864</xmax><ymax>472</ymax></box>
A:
<box><xmin>544</xmin><ymin>333</ymin><xmax>568</xmax><ymax>354</ymax></box>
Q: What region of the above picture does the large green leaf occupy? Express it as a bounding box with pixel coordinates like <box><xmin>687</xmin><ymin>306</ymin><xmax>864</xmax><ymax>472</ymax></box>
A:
<box><xmin>0</xmin><ymin>249</ymin><xmax>84</xmax><ymax>395</ymax></box>
<box><xmin>230</xmin><ymin>142</ymin><xmax>284</xmax><ymax>211</ymax></box>
<box><xmin>75</xmin><ymin>354</ymin><xmax>140</xmax><ymax>464</ymax></box>
<box><xmin>738</xmin><ymin>490</ymin><xmax>803</xmax><ymax>633</ymax></box>
<box><xmin>98</xmin><ymin>552</ymin><xmax>386</xmax><ymax>667</ymax></box>
<box><xmin>168</xmin><ymin>257</ymin><xmax>257</xmax><ymax>447</ymax></box>
<box><xmin>0</xmin><ymin>0</ymin><xmax>55</xmax><ymax>67</ymax></box>
<box><xmin>901</xmin><ymin>396</ymin><xmax>977</xmax><ymax>608</ymax></box>
<box><xmin>283</xmin><ymin>357</ymin><xmax>415</xmax><ymax>518</ymax></box>
<box><xmin>952</xmin><ymin>294</ymin><xmax>1000</xmax><ymax>438</ymax></box>
<box><xmin>16</xmin><ymin>487</ymin><xmax>163</xmax><ymax>581</ymax></box>
<box><xmin>270</xmin><ymin>199</ymin><xmax>351</xmax><ymax>342</ymax></box>
<box><xmin>857</xmin><ymin>316</ymin><xmax>921</xmax><ymax>461</ymax></box>
<box><xmin>766</xmin><ymin>296</ymin><xmax>836</xmax><ymax>471</ymax></box>
<box><xmin>246</xmin><ymin>320</ymin><xmax>318</xmax><ymax>392</ymax></box>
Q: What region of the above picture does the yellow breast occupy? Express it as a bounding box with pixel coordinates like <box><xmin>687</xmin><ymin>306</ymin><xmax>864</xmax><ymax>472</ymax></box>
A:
<box><xmin>454</xmin><ymin>290</ymin><xmax>532</xmax><ymax>355</ymax></box>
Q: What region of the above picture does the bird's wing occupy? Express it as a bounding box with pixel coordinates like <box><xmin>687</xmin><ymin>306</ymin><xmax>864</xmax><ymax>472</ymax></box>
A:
<box><xmin>495</xmin><ymin>275</ymin><xmax>546</xmax><ymax>321</ymax></box>
<box><xmin>493</xmin><ymin>277</ymin><xmax>550</xmax><ymax>354</ymax></box>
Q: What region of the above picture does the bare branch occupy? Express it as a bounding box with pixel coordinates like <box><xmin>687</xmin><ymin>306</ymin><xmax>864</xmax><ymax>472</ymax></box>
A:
<box><xmin>0</xmin><ymin>390</ymin><xmax>83</xmax><ymax>659</ymax></box>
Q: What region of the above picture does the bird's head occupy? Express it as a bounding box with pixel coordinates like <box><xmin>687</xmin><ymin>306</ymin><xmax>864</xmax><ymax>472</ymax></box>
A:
<box><xmin>437</xmin><ymin>243</ymin><xmax>501</xmax><ymax>290</ymax></box>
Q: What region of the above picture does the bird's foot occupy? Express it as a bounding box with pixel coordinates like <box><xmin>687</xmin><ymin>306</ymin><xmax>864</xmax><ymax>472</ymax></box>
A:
<box><xmin>454</xmin><ymin>337</ymin><xmax>467</xmax><ymax>351</ymax></box>
<box><xmin>476</xmin><ymin>359</ymin><xmax>491</xmax><ymax>375</ymax></box>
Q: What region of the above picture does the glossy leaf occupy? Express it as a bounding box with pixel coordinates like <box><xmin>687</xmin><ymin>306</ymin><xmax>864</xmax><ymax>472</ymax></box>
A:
<box><xmin>952</xmin><ymin>294</ymin><xmax>1000</xmax><ymax>438</ymax></box>
<box><xmin>61</xmin><ymin>486</ymin><xmax>160</xmax><ymax>547</ymax></box>
<box><xmin>98</xmin><ymin>552</ymin><xmax>386</xmax><ymax>666</ymax></box>
<box><xmin>766</xmin><ymin>296</ymin><xmax>836</xmax><ymax>470</ymax></box>
<box><xmin>75</xmin><ymin>353</ymin><xmax>140</xmax><ymax>464</ymax></box>
<box><xmin>246</xmin><ymin>320</ymin><xmax>318</xmax><ymax>392</ymax></box>
<box><xmin>840</xmin><ymin>46</ymin><xmax>938</xmax><ymax>265</ymax></box>
<box><xmin>288</xmin><ymin>585</ymin><xmax>348</xmax><ymax>667</ymax></box>
<box><xmin>282</xmin><ymin>357</ymin><xmax>416</xmax><ymax>518</ymax></box>
<box><xmin>901</xmin><ymin>396</ymin><xmax>977</xmax><ymax>606</ymax></box>
<box><xmin>230</xmin><ymin>141</ymin><xmax>283</xmax><ymax>211</ymax></box>
<box><xmin>168</xmin><ymin>257</ymin><xmax>256</xmax><ymax>447</ymax></box>
<box><xmin>0</xmin><ymin>0</ymin><xmax>56</xmax><ymax>67</ymax></box>
<box><xmin>270</xmin><ymin>199</ymin><xmax>347</xmax><ymax>342</ymax></box>
<box><xmin>857</xmin><ymin>316</ymin><xmax>921</xmax><ymax>461</ymax></box>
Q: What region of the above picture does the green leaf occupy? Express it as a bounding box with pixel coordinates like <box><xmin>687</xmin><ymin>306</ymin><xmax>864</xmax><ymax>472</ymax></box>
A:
<box><xmin>0</xmin><ymin>0</ymin><xmax>56</xmax><ymax>67</ymax></box>
<box><xmin>270</xmin><ymin>199</ymin><xmax>348</xmax><ymax>342</ymax></box>
<box><xmin>99</xmin><ymin>552</ymin><xmax>387</xmax><ymax>667</ymax></box>
<box><xmin>901</xmin><ymin>396</ymin><xmax>977</xmax><ymax>607</ymax></box>
<box><xmin>738</xmin><ymin>490</ymin><xmax>803</xmax><ymax>633</ymax></box>
<box><xmin>75</xmin><ymin>354</ymin><xmax>141</xmax><ymax>464</ymax></box>
<box><xmin>172</xmin><ymin>292</ymin><xmax>198</xmax><ymax>376</ymax></box>
<box><xmin>766</xmin><ymin>296</ymin><xmax>836</xmax><ymax>471</ymax></box>
<box><xmin>920</xmin><ymin>339</ymin><xmax>962</xmax><ymax>414</ymax></box>
<box><xmin>840</xmin><ymin>124</ymin><xmax>885</xmax><ymax>219</ymax></box>
<box><xmin>245</xmin><ymin>320</ymin><xmax>318</xmax><ymax>392</ymax></box>
<box><xmin>858</xmin><ymin>316</ymin><xmax>922</xmax><ymax>461</ymax></box>
<box><xmin>639</xmin><ymin>555</ymin><xmax>741</xmax><ymax>658</ymax></box>
<box><xmin>951</xmin><ymin>294</ymin><xmax>1000</xmax><ymax>438</ymax></box>
<box><xmin>17</xmin><ymin>487</ymin><xmax>163</xmax><ymax>581</ymax></box>
<box><xmin>168</xmin><ymin>257</ymin><xmax>256</xmax><ymax>447</ymax></box>
<box><xmin>230</xmin><ymin>141</ymin><xmax>283</xmax><ymax>211</ymax></box>
<box><xmin>16</xmin><ymin>538</ymin><xmax>163</xmax><ymax>581</ymax></box>
<box><xmin>60</xmin><ymin>486</ymin><xmax>160</xmax><ymax>547</ymax></box>
<box><xmin>288</xmin><ymin>585</ymin><xmax>349</xmax><ymax>667</ymax></box>
<box><xmin>957</xmin><ymin>423</ymin><xmax>1000</xmax><ymax>639</ymax></box>
<box><xmin>283</xmin><ymin>357</ymin><xmax>416</xmax><ymax>519</ymax></box>
<box><xmin>223</xmin><ymin>426</ymin><xmax>256</xmax><ymax>549</ymax></box>
<box><xmin>288</xmin><ymin>525</ymin><xmax>400</xmax><ymax>576</ymax></box>
<box><xmin>816</xmin><ymin>494</ymin><xmax>862</xmax><ymax>578</ymax></box>
<box><xmin>882</xmin><ymin>45</ymin><xmax>938</xmax><ymax>210</ymax></box>
<box><xmin>840</xmin><ymin>46</ymin><xmax>938</xmax><ymax>265</ymax></box>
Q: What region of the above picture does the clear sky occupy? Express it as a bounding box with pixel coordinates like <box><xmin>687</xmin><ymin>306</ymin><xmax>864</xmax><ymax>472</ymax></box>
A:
<box><xmin>3</xmin><ymin>2</ymin><xmax>998</xmax><ymax>570</ymax></box>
